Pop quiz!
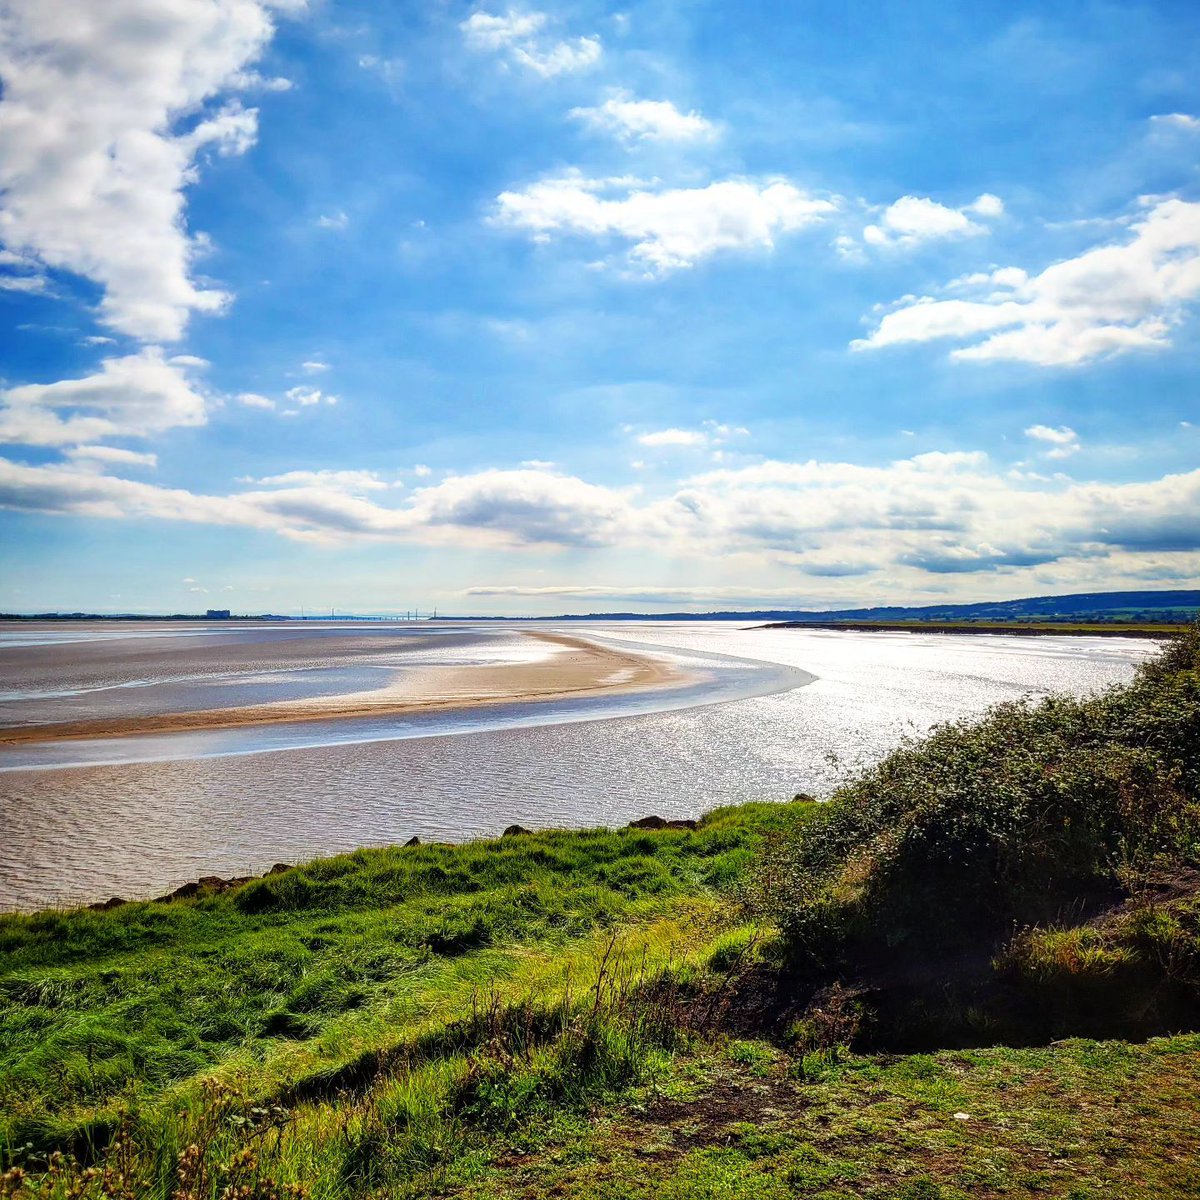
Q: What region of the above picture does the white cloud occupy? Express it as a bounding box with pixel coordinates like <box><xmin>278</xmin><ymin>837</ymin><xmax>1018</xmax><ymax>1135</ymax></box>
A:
<box><xmin>237</xmin><ymin>392</ymin><xmax>275</xmax><ymax>409</ymax></box>
<box><xmin>861</xmin><ymin>193</ymin><xmax>1004</xmax><ymax>249</ymax></box>
<box><xmin>968</xmin><ymin>193</ymin><xmax>1005</xmax><ymax>219</ymax></box>
<box><xmin>569</xmin><ymin>91</ymin><xmax>715</xmax><ymax>142</ymax></box>
<box><xmin>0</xmin><ymin>272</ymin><xmax>50</xmax><ymax>294</ymax></box>
<box><xmin>0</xmin><ymin>458</ymin><xmax>273</xmax><ymax>529</ymax></box>
<box><xmin>228</xmin><ymin>69</ymin><xmax>292</xmax><ymax>93</ymax></box>
<box><xmin>317</xmin><ymin>211</ymin><xmax>349</xmax><ymax>230</ymax></box>
<box><xmin>635</xmin><ymin>421</ymin><xmax>748</xmax><ymax>449</ymax></box>
<box><xmin>247</xmin><ymin>468</ymin><xmax>391</xmax><ymax>491</ymax></box>
<box><xmin>1149</xmin><ymin>113</ymin><xmax>1200</xmax><ymax>131</ymax></box>
<box><xmin>461</xmin><ymin>9</ymin><xmax>601</xmax><ymax>78</ymax></box>
<box><xmin>301</xmin><ymin>359</ymin><xmax>330</xmax><ymax>373</ymax></box>
<box><xmin>494</xmin><ymin>171</ymin><xmax>838</xmax><ymax>273</ymax></box>
<box><xmin>403</xmin><ymin>469</ymin><xmax>627</xmax><ymax>547</ymax></box>
<box><xmin>64</xmin><ymin>445</ymin><xmax>158</xmax><ymax>468</ymax></box>
<box><xmin>284</xmin><ymin>386</ymin><xmax>338</xmax><ymax>407</ymax></box>
<box><xmin>637</xmin><ymin>428</ymin><xmax>708</xmax><ymax>448</ymax></box>
<box><xmin>0</xmin><ymin>247</ymin><xmax>49</xmax><ymax>293</ymax></box>
<box><xmin>1025</xmin><ymin>424</ymin><xmax>1080</xmax><ymax>458</ymax></box>
<box><xmin>461</xmin><ymin>9</ymin><xmax>546</xmax><ymax>49</ymax></box>
<box><xmin>1</xmin><ymin>450</ymin><xmax>1199</xmax><ymax>585</ymax></box>
<box><xmin>855</xmin><ymin>197</ymin><xmax>1200</xmax><ymax>365</ymax></box>
<box><xmin>0</xmin><ymin>348</ymin><xmax>208</xmax><ymax>446</ymax></box>
<box><xmin>0</xmin><ymin>0</ymin><xmax>288</xmax><ymax>342</ymax></box>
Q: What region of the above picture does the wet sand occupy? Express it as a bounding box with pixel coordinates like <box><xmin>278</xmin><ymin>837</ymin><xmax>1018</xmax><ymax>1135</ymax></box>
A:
<box><xmin>0</xmin><ymin>632</ymin><xmax>680</xmax><ymax>746</ymax></box>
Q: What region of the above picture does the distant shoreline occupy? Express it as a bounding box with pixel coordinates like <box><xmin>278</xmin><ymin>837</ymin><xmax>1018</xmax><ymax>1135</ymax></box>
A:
<box><xmin>759</xmin><ymin>619</ymin><xmax>1177</xmax><ymax>638</ymax></box>
<box><xmin>2</xmin><ymin>585</ymin><xmax>1197</xmax><ymax>627</ymax></box>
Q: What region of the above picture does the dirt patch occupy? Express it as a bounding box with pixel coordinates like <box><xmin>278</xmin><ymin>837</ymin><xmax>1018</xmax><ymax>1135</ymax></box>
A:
<box><xmin>613</xmin><ymin>1070</ymin><xmax>809</xmax><ymax>1161</ymax></box>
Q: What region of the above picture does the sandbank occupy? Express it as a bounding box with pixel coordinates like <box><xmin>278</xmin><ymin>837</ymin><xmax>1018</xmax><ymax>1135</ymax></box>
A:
<box><xmin>0</xmin><ymin>633</ymin><xmax>682</xmax><ymax>746</ymax></box>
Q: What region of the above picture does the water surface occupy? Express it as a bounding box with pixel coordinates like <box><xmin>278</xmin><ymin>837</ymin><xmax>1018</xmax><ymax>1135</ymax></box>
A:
<box><xmin>0</xmin><ymin>621</ymin><xmax>1155</xmax><ymax>909</ymax></box>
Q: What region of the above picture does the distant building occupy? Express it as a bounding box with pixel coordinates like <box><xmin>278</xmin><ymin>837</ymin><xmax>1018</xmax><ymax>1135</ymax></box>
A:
<box><xmin>205</xmin><ymin>609</ymin><xmax>232</xmax><ymax>620</ymax></box>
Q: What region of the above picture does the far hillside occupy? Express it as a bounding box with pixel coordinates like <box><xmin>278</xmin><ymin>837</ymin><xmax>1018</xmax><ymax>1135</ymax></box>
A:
<box><xmin>529</xmin><ymin>589</ymin><xmax>1200</xmax><ymax>625</ymax></box>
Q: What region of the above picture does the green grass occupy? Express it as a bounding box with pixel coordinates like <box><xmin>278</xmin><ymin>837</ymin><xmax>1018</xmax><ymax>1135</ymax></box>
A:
<box><xmin>437</xmin><ymin>1032</ymin><xmax>1200</xmax><ymax>1199</ymax></box>
<box><xmin>0</xmin><ymin>802</ymin><xmax>802</xmax><ymax>1165</ymax></box>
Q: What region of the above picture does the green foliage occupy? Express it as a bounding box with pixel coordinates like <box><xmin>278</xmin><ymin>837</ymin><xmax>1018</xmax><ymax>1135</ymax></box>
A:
<box><xmin>764</xmin><ymin>624</ymin><xmax>1200</xmax><ymax>964</ymax></box>
<box><xmin>994</xmin><ymin>891</ymin><xmax>1200</xmax><ymax>1037</ymax></box>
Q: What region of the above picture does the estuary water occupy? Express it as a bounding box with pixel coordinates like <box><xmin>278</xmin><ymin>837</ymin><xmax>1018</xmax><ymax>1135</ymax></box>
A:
<box><xmin>0</xmin><ymin>620</ymin><xmax>1157</xmax><ymax>910</ymax></box>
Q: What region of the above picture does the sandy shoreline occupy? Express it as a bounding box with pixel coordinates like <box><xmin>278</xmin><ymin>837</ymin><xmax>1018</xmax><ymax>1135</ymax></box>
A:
<box><xmin>0</xmin><ymin>632</ymin><xmax>682</xmax><ymax>746</ymax></box>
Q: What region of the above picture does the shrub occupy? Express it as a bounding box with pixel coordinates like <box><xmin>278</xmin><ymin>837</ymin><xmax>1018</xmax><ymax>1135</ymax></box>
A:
<box><xmin>763</xmin><ymin>624</ymin><xmax>1200</xmax><ymax>966</ymax></box>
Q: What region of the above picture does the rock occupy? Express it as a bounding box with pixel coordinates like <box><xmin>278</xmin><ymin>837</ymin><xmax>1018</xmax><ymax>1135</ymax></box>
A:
<box><xmin>403</xmin><ymin>836</ymin><xmax>421</xmax><ymax>847</ymax></box>
<box><xmin>792</xmin><ymin>792</ymin><xmax>817</xmax><ymax>803</ymax></box>
<box><xmin>89</xmin><ymin>896</ymin><xmax>126</xmax><ymax>911</ymax></box>
<box><xmin>664</xmin><ymin>819</ymin><xmax>698</xmax><ymax>831</ymax></box>
<box><xmin>502</xmin><ymin>824</ymin><xmax>533</xmax><ymax>837</ymax></box>
<box><xmin>267</xmin><ymin>863</ymin><xmax>291</xmax><ymax>875</ymax></box>
<box><xmin>158</xmin><ymin>873</ymin><xmax>253</xmax><ymax>902</ymax></box>
<box><xmin>627</xmin><ymin>816</ymin><xmax>668</xmax><ymax>830</ymax></box>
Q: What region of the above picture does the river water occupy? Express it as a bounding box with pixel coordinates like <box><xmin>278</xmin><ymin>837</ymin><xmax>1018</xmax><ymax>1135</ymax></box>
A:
<box><xmin>0</xmin><ymin>620</ymin><xmax>1157</xmax><ymax>910</ymax></box>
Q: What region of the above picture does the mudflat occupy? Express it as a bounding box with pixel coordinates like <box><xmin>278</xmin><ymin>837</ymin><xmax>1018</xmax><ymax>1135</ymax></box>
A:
<box><xmin>0</xmin><ymin>628</ymin><xmax>679</xmax><ymax>745</ymax></box>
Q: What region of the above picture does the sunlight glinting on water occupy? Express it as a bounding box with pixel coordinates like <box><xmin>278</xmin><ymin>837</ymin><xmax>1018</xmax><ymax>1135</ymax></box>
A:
<box><xmin>0</xmin><ymin>622</ymin><xmax>1156</xmax><ymax>910</ymax></box>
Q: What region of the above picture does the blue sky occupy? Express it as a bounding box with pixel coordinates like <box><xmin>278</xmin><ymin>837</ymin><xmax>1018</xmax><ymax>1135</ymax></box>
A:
<box><xmin>1</xmin><ymin>0</ymin><xmax>1198</xmax><ymax>615</ymax></box>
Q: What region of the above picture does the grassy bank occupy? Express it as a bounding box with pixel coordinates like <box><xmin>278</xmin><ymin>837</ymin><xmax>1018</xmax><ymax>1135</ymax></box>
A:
<box><xmin>0</xmin><ymin>804</ymin><xmax>804</xmax><ymax>1192</ymax></box>
<box><xmin>1</xmin><ymin>628</ymin><xmax>1198</xmax><ymax>1198</ymax></box>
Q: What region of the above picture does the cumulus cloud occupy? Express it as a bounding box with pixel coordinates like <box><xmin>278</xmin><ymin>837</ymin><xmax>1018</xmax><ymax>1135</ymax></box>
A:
<box><xmin>1025</xmin><ymin>424</ymin><xmax>1081</xmax><ymax>458</ymax></box>
<box><xmin>861</xmin><ymin>193</ymin><xmax>1004</xmax><ymax>249</ymax></box>
<box><xmin>569</xmin><ymin>91</ymin><xmax>715</xmax><ymax>141</ymax></box>
<box><xmin>317</xmin><ymin>212</ymin><xmax>348</xmax><ymax>230</ymax></box>
<box><xmin>659</xmin><ymin>453</ymin><xmax>1200</xmax><ymax>579</ymax></box>
<box><xmin>855</xmin><ymin>198</ymin><xmax>1200</xmax><ymax>365</ymax></box>
<box><xmin>404</xmin><ymin>469</ymin><xmax>628</xmax><ymax>548</ymax></box>
<box><xmin>494</xmin><ymin>171</ymin><xmax>838</xmax><ymax>273</ymax></box>
<box><xmin>461</xmin><ymin>9</ymin><xmax>601</xmax><ymax>78</ymax></box>
<box><xmin>0</xmin><ymin>0</ymin><xmax>288</xmax><ymax>342</ymax></box>
<box><xmin>2</xmin><ymin>450</ymin><xmax>1199</xmax><ymax>593</ymax></box>
<box><xmin>0</xmin><ymin>349</ymin><xmax>209</xmax><ymax>446</ymax></box>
